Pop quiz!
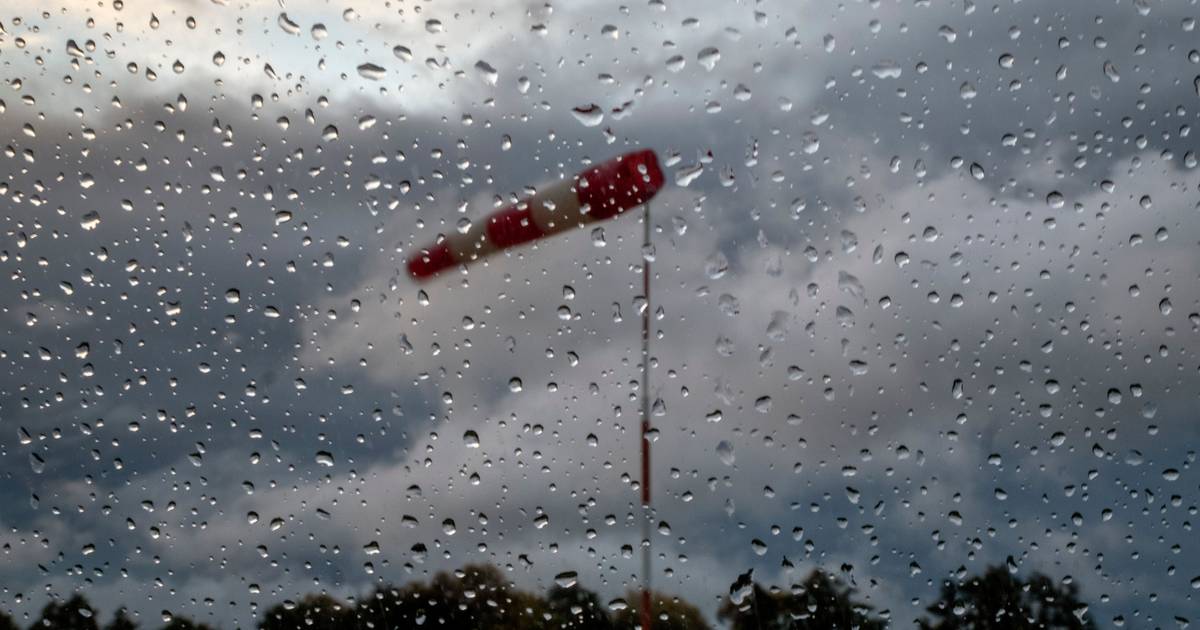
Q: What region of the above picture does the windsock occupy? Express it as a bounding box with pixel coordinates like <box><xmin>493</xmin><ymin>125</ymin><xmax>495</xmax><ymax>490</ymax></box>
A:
<box><xmin>406</xmin><ymin>149</ymin><xmax>664</xmax><ymax>280</ymax></box>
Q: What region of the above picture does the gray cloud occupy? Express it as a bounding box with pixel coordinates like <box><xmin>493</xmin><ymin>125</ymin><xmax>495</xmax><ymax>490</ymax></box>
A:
<box><xmin>1</xmin><ymin>0</ymin><xmax>1199</xmax><ymax>628</ymax></box>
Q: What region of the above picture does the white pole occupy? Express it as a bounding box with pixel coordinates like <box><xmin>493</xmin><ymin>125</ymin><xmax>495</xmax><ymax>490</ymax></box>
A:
<box><xmin>639</xmin><ymin>202</ymin><xmax>653</xmax><ymax>630</ymax></box>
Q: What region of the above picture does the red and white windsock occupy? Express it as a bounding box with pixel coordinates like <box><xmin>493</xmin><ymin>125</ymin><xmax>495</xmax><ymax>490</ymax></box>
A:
<box><xmin>406</xmin><ymin>149</ymin><xmax>664</xmax><ymax>280</ymax></box>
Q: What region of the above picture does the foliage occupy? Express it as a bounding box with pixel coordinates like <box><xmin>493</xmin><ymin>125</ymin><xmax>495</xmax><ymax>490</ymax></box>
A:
<box><xmin>0</xmin><ymin>609</ymin><xmax>19</xmax><ymax>630</ymax></box>
<box><xmin>104</xmin><ymin>609</ymin><xmax>138</xmax><ymax>630</ymax></box>
<box><xmin>612</xmin><ymin>590</ymin><xmax>711</xmax><ymax>630</ymax></box>
<box><xmin>258</xmin><ymin>594</ymin><xmax>354</xmax><ymax>630</ymax></box>
<box><xmin>32</xmin><ymin>594</ymin><xmax>99</xmax><ymax>630</ymax></box>
<box><xmin>10</xmin><ymin>563</ymin><xmax>1101</xmax><ymax>630</ymax></box>
<box><xmin>545</xmin><ymin>585</ymin><xmax>614</xmax><ymax>630</ymax></box>
<box><xmin>919</xmin><ymin>565</ymin><xmax>1096</xmax><ymax>629</ymax></box>
<box><xmin>356</xmin><ymin>563</ymin><xmax>549</xmax><ymax>630</ymax></box>
<box><xmin>717</xmin><ymin>570</ymin><xmax>885</xmax><ymax>630</ymax></box>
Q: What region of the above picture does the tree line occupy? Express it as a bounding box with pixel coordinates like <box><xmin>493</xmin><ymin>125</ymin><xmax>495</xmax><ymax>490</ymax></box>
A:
<box><xmin>4</xmin><ymin>563</ymin><xmax>1094</xmax><ymax>629</ymax></box>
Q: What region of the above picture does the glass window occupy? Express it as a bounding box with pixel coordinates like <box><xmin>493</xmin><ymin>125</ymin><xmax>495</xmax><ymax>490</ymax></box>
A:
<box><xmin>2</xmin><ymin>1</ymin><xmax>1196</xmax><ymax>628</ymax></box>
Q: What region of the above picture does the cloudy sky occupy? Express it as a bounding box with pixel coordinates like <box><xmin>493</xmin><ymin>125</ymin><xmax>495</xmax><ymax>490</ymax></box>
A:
<box><xmin>1</xmin><ymin>0</ymin><xmax>1198</xmax><ymax>627</ymax></box>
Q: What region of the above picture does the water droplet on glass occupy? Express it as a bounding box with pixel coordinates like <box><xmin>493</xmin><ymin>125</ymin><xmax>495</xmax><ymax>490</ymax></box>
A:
<box><xmin>716</xmin><ymin>440</ymin><xmax>735</xmax><ymax>466</ymax></box>
<box><xmin>871</xmin><ymin>60</ymin><xmax>902</xmax><ymax>79</ymax></box>
<box><xmin>357</xmin><ymin>63</ymin><xmax>387</xmax><ymax>80</ymax></box>
<box><xmin>278</xmin><ymin>12</ymin><xmax>300</xmax><ymax>35</ymax></box>
<box><xmin>80</xmin><ymin>211</ymin><xmax>101</xmax><ymax>230</ymax></box>
<box><xmin>555</xmin><ymin>571</ymin><xmax>579</xmax><ymax>588</ymax></box>
<box><xmin>675</xmin><ymin>163</ymin><xmax>704</xmax><ymax>186</ymax></box>
<box><xmin>1102</xmin><ymin>60</ymin><xmax>1120</xmax><ymax>82</ymax></box>
<box><xmin>571</xmin><ymin>104</ymin><xmax>604</xmax><ymax>127</ymax></box>
<box><xmin>474</xmin><ymin>60</ymin><xmax>499</xmax><ymax>85</ymax></box>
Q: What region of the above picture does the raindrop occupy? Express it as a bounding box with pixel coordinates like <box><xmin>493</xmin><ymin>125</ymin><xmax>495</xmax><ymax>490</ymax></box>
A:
<box><xmin>571</xmin><ymin>104</ymin><xmax>604</xmax><ymax>127</ymax></box>
<box><xmin>871</xmin><ymin>60</ymin><xmax>902</xmax><ymax>79</ymax></box>
<box><xmin>80</xmin><ymin>211</ymin><xmax>101</xmax><ymax>230</ymax></box>
<box><xmin>474</xmin><ymin>60</ymin><xmax>499</xmax><ymax>85</ymax></box>
<box><xmin>716</xmin><ymin>440</ymin><xmax>735</xmax><ymax>466</ymax></box>
<box><xmin>675</xmin><ymin>163</ymin><xmax>704</xmax><ymax>187</ymax></box>
<box><xmin>554</xmin><ymin>571</ymin><xmax>579</xmax><ymax>588</ymax></box>
<box><xmin>357</xmin><ymin>63</ymin><xmax>387</xmax><ymax>80</ymax></box>
<box><xmin>705</xmin><ymin>251</ymin><xmax>729</xmax><ymax>279</ymax></box>
<box><xmin>278</xmin><ymin>12</ymin><xmax>301</xmax><ymax>35</ymax></box>
<box><xmin>1102</xmin><ymin>60</ymin><xmax>1120</xmax><ymax>82</ymax></box>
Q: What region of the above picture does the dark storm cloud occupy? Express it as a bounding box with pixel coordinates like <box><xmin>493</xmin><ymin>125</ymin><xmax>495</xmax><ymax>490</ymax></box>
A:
<box><xmin>1</xmin><ymin>0</ymin><xmax>1199</xmax><ymax>627</ymax></box>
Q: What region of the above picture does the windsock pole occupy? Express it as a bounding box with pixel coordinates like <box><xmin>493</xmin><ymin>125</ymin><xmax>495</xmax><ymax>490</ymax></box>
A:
<box><xmin>640</xmin><ymin>200</ymin><xmax>653</xmax><ymax>630</ymax></box>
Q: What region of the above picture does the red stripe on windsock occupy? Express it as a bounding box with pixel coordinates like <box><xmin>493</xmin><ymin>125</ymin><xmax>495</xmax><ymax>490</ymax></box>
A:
<box><xmin>406</xmin><ymin>149</ymin><xmax>664</xmax><ymax>281</ymax></box>
<box><xmin>577</xmin><ymin>148</ymin><xmax>664</xmax><ymax>220</ymax></box>
<box><xmin>406</xmin><ymin>242</ymin><xmax>456</xmax><ymax>279</ymax></box>
<box><xmin>485</xmin><ymin>206</ymin><xmax>545</xmax><ymax>249</ymax></box>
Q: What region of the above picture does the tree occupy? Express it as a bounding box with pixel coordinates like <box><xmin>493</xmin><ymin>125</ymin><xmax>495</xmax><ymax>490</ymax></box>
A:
<box><xmin>159</xmin><ymin>617</ymin><xmax>216</xmax><ymax>630</ymax></box>
<box><xmin>919</xmin><ymin>565</ymin><xmax>1095</xmax><ymax>629</ymax></box>
<box><xmin>356</xmin><ymin>564</ymin><xmax>549</xmax><ymax>629</ymax></box>
<box><xmin>259</xmin><ymin>594</ymin><xmax>353</xmax><ymax>630</ymax></box>
<box><xmin>32</xmin><ymin>594</ymin><xmax>100</xmax><ymax>630</ymax></box>
<box><xmin>717</xmin><ymin>570</ymin><xmax>885</xmax><ymax>630</ymax></box>
<box><xmin>612</xmin><ymin>590</ymin><xmax>710</xmax><ymax>630</ymax></box>
<box><xmin>105</xmin><ymin>608</ymin><xmax>138</xmax><ymax>630</ymax></box>
<box><xmin>0</xmin><ymin>609</ymin><xmax>19</xmax><ymax>630</ymax></box>
<box><xmin>545</xmin><ymin>585</ymin><xmax>612</xmax><ymax>630</ymax></box>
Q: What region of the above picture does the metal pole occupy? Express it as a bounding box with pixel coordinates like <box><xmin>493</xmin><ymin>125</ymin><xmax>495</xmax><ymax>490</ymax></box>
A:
<box><xmin>640</xmin><ymin>202</ymin><xmax>653</xmax><ymax>630</ymax></box>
